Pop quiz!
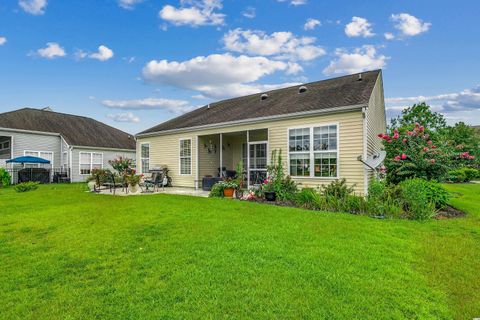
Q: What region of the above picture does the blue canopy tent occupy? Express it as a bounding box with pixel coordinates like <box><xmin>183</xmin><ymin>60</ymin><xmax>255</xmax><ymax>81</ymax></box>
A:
<box><xmin>6</xmin><ymin>156</ymin><xmax>51</xmax><ymax>164</ymax></box>
<box><xmin>6</xmin><ymin>156</ymin><xmax>52</xmax><ymax>184</ymax></box>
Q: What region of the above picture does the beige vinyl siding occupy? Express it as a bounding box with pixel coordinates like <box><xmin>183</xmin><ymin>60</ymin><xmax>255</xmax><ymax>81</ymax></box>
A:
<box><xmin>365</xmin><ymin>72</ymin><xmax>387</xmax><ymax>183</ymax></box>
<box><xmin>137</xmin><ymin>110</ymin><xmax>366</xmax><ymax>194</ymax></box>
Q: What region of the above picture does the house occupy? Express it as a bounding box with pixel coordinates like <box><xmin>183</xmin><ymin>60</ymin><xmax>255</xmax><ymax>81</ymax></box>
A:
<box><xmin>135</xmin><ymin>70</ymin><xmax>386</xmax><ymax>195</ymax></box>
<box><xmin>0</xmin><ymin>107</ymin><xmax>136</xmax><ymax>182</ymax></box>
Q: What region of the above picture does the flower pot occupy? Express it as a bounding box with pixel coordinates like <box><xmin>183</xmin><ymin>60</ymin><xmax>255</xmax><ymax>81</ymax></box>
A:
<box><xmin>264</xmin><ymin>191</ymin><xmax>276</xmax><ymax>202</ymax></box>
<box><xmin>223</xmin><ymin>188</ymin><xmax>235</xmax><ymax>198</ymax></box>
<box><xmin>128</xmin><ymin>184</ymin><xmax>140</xmax><ymax>194</ymax></box>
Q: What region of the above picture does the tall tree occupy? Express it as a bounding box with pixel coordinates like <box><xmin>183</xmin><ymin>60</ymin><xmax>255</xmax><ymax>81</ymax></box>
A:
<box><xmin>389</xmin><ymin>102</ymin><xmax>447</xmax><ymax>134</ymax></box>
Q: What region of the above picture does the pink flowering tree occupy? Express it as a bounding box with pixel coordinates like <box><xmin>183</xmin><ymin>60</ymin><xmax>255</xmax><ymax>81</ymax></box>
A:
<box><xmin>379</xmin><ymin>123</ymin><xmax>453</xmax><ymax>184</ymax></box>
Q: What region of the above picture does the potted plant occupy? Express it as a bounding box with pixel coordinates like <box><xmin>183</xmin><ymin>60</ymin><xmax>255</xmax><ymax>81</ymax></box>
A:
<box><xmin>262</xmin><ymin>179</ymin><xmax>276</xmax><ymax>201</ymax></box>
<box><xmin>219</xmin><ymin>179</ymin><xmax>238</xmax><ymax>198</ymax></box>
<box><xmin>125</xmin><ymin>173</ymin><xmax>142</xmax><ymax>194</ymax></box>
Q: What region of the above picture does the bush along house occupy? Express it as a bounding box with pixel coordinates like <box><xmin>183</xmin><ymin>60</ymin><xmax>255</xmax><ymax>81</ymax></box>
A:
<box><xmin>135</xmin><ymin>70</ymin><xmax>386</xmax><ymax>195</ymax></box>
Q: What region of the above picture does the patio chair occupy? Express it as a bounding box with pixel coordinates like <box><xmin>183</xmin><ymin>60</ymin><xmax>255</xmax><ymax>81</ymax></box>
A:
<box><xmin>143</xmin><ymin>172</ymin><xmax>158</xmax><ymax>192</ymax></box>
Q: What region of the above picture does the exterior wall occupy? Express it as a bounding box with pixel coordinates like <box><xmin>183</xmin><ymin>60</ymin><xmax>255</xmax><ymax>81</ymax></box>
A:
<box><xmin>0</xmin><ymin>129</ymin><xmax>62</xmax><ymax>168</ymax></box>
<box><xmin>365</xmin><ymin>72</ymin><xmax>387</xmax><ymax>186</ymax></box>
<box><xmin>198</xmin><ymin>135</ymin><xmax>219</xmax><ymax>178</ymax></box>
<box><xmin>137</xmin><ymin>110</ymin><xmax>366</xmax><ymax>194</ymax></box>
<box><xmin>70</xmin><ymin>147</ymin><xmax>136</xmax><ymax>182</ymax></box>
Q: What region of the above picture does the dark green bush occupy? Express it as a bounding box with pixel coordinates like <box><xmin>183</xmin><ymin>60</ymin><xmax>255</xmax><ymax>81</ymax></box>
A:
<box><xmin>321</xmin><ymin>178</ymin><xmax>354</xmax><ymax>199</ymax></box>
<box><xmin>14</xmin><ymin>182</ymin><xmax>40</xmax><ymax>193</ymax></box>
<box><xmin>448</xmin><ymin>167</ymin><xmax>479</xmax><ymax>183</ymax></box>
<box><xmin>267</xmin><ymin>150</ymin><xmax>298</xmax><ymax>201</ymax></box>
<box><xmin>0</xmin><ymin>168</ymin><xmax>11</xmax><ymax>187</ymax></box>
<box><xmin>341</xmin><ymin>195</ymin><xmax>368</xmax><ymax>214</ymax></box>
<box><xmin>398</xmin><ymin>178</ymin><xmax>449</xmax><ymax>220</ymax></box>
<box><xmin>208</xmin><ymin>183</ymin><xmax>224</xmax><ymax>198</ymax></box>
<box><xmin>295</xmin><ymin>188</ymin><xmax>322</xmax><ymax>210</ymax></box>
<box><xmin>366</xmin><ymin>180</ymin><xmax>403</xmax><ymax>218</ymax></box>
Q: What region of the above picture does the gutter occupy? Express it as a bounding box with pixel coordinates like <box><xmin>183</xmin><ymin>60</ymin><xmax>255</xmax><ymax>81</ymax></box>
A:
<box><xmin>70</xmin><ymin>145</ymin><xmax>136</xmax><ymax>152</ymax></box>
<box><xmin>0</xmin><ymin>127</ymin><xmax>61</xmax><ymax>137</ymax></box>
<box><xmin>136</xmin><ymin>103</ymin><xmax>366</xmax><ymax>138</ymax></box>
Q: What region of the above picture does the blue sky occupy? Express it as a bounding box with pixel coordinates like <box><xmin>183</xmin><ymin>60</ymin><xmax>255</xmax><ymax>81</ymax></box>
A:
<box><xmin>1</xmin><ymin>0</ymin><xmax>479</xmax><ymax>134</ymax></box>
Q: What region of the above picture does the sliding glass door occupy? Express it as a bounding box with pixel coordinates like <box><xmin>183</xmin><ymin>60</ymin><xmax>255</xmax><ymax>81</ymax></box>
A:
<box><xmin>248</xmin><ymin>142</ymin><xmax>267</xmax><ymax>185</ymax></box>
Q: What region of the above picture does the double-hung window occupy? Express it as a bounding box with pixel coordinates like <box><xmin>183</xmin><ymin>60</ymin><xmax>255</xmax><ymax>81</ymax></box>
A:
<box><xmin>79</xmin><ymin>152</ymin><xmax>103</xmax><ymax>175</ymax></box>
<box><xmin>179</xmin><ymin>139</ymin><xmax>192</xmax><ymax>175</ymax></box>
<box><xmin>140</xmin><ymin>143</ymin><xmax>150</xmax><ymax>174</ymax></box>
<box><xmin>289</xmin><ymin>124</ymin><xmax>338</xmax><ymax>178</ymax></box>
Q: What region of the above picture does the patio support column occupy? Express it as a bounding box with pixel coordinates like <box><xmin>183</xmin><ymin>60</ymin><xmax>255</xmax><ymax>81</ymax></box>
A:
<box><xmin>246</xmin><ymin>130</ymin><xmax>250</xmax><ymax>186</ymax></box>
<box><xmin>219</xmin><ymin>133</ymin><xmax>223</xmax><ymax>178</ymax></box>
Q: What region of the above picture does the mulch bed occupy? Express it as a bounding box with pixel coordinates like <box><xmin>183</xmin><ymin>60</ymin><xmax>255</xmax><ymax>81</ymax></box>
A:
<box><xmin>435</xmin><ymin>205</ymin><xmax>466</xmax><ymax>219</ymax></box>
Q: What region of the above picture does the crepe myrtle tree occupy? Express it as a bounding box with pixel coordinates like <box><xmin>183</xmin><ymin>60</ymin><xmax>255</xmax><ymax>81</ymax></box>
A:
<box><xmin>379</xmin><ymin>123</ymin><xmax>453</xmax><ymax>184</ymax></box>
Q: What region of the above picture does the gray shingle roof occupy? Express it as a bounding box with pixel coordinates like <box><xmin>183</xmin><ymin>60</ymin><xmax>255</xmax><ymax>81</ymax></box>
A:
<box><xmin>139</xmin><ymin>70</ymin><xmax>381</xmax><ymax>135</ymax></box>
<box><xmin>0</xmin><ymin>108</ymin><xmax>136</xmax><ymax>150</ymax></box>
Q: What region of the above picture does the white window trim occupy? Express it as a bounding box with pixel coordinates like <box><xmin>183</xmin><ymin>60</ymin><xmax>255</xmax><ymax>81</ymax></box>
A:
<box><xmin>140</xmin><ymin>142</ymin><xmax>150</xmax><ymax>174</ymax></box>
<box><xmin>79</xmin><ymin>152</ymin><xmax>103</xmax><ymax>175</ymax></box>
<box><xmin>23</xmin><ymin>150</ymin><xmax>54</xmax><ymax>167</ymax></box>
<box><xmin>179</xmin><ymin>138</ymin><xmax>192</xmax><ymax>176</ymax></box>
<box><xmin>286</xmin><ymin>122</ymin><xmax>340</xmax><ymax>179</ymax></box>
<box><xmin>0</xmin><ymin>140</ymin><xmax>10</xmax><ymax>151</ymax></box>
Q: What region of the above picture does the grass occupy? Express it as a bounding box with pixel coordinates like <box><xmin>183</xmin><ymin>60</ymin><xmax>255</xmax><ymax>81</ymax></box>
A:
<box><xmin>0</xmin><ymin>183</ymin><xmax>479</xmax><ymax>319</ymax></box>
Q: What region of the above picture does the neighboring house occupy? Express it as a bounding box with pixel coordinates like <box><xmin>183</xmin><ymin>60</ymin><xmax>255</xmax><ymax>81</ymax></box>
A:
<box><xmin>0</xmin><ymin>108</ymin><xmax>136</xmax><ymax>182</ymax></box>
<box><xmin>136</xmin><ymin>70</ymin><xmax>386</xmax><ymax>195</ymax></box>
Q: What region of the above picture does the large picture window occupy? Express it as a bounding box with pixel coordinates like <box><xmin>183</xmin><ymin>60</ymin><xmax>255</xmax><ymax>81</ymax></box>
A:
<box><xmin>79</xmin><ymin>152</ymin><xmax>103</xmax><ymax>175</ymax></box>
<box><xmin>288</xmin><ymin>124</ymin><xmax>338</xmax><ymax>178</ymax></box>
<box><xmin>179</xmin><ymin>139</ymin><xmax>192</xmax><ymax>175</ymax></box>
<box><xmin>141</xmin><ymin>143</ymin><xmax>150</xmax><ymax>174</ymax></box>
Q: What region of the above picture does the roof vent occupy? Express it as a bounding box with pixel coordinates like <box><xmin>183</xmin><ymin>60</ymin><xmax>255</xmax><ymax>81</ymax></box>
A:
<box><xmin>42</xmin><ymin>107</ymin><xmax>53</xmax><ymax>111</ymax></box>
<box><xmin>261</xmin><ymin>93</ymin><xmax>269</xmax><ymax>101</ymax></box>
<box><xmin>357</xmin><ymin>73</ymin><xmax>362</xmax><ymax>81</ymax></box>
<box><xmin>298</xmin><ymin>86</ymin><xmax>307</xmax><ymax>93</ymax></box>
<box><xmin>207</xmin><ymin>104</ymin><xmax>210</xmax><ymax>109</ymax></box>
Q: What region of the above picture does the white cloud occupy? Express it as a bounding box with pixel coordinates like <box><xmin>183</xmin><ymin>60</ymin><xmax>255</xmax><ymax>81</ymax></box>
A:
<box><xmin>384</xmin><ymin>32</ymin><xmax>394</xmax><ymax>40</ymax></box>
<box><xmin>118</xmin><ymin>0</ymin><xmax>143</xmax><ymax>9</ymax></box>
<box><xmin>323</xmin><ymin>45</ymin><xmax>388</xmax><ymax>75</ymax></box>
<box><xmin>36</xmin><ymin>42</ymin><xmax>66</xmax><ymax>59</ymax></box>
<box><xmin>304</xmin><ymin>18</ymin><xmax>321</xmax><ymax>30</ymax></box>
<box><xmin>277</xmin><ymin>0</ymin><xmax>307</xmax><ymax>6</ymax></box>
<box><xmin>142</xmin><ymin>53</ymin><xmax>301</xmax><ymax>99</ymax></box>
<box><xmin>159</xmin><ymin>0</ymin><xmax>225</xmax><ymax>27</ymax></box>
<box><xmin>107</xmin><ymin>112</ymin><xmax>140</xmax><ymax>123</ymax></box>
<box><xmin>391</xmin><ymin>13</ymin><xmax>431</xmax><ymax>37</ymax></box>
<box><xmin>345</xmin><ymin>16</ymin><xmax>375</xmax><ymax>37</ymax></box>
<box><xmin>223</xmin><ymin>28</ymin><xmax>325</xmax><ymax>62</ymax></box>
<box><xmin>242</xmin><ymin>6</ymin><xmax>256</xmax><ymax>19</ymax></box>
<box><xmin>386</xmin><ymin>85</ymin><xmax>480</xmax><ymax>112</ymax></box>
<box><xmin>102</xmin><ymin>97</ymin><xmax>194</xmax><ymax>114</ymax></box>
<box><xmin>0</xmin><ymin>37</ymin><xmax>6</xmax><ymax>46</ymax></box>
<box><xmin>19</xmin><ymin>0</ymin><xmax>47</xmax><ymax>15</ymax></box>
<box><xmin>89</xmin><ymin>45</ymin><xmax>114</xmax><ymax>61</ymax></box>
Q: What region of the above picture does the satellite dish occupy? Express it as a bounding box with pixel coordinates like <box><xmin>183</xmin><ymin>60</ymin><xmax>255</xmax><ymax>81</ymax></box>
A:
<box><xmin>363</xmin><ymin>151</ymin><xmax>386</xmax><ymax>169</ymax></box>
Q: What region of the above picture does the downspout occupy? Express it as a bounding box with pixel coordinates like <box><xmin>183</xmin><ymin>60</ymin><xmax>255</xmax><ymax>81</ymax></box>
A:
<box><xmin>362</xmin><ymin>106</ymin><xmax>369</xmax><ymax>196</ymax></box>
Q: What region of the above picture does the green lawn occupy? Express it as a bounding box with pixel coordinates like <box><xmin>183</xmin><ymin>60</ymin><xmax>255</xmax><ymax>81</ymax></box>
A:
<box><xmin>0</xmin><ymin>183</ymin><xmax>479</xmax><ymax>319</ymax></box>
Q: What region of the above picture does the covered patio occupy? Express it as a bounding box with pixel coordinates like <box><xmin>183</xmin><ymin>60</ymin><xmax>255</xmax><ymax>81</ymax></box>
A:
<box><xmin>197</xmin><ymin>128</ymin><xmax>268</xmax><ymax>190</ymax></box>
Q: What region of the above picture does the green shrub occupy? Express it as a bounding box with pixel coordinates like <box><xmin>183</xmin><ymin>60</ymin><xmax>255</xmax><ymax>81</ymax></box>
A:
<box><xmin>267</xmin><ymin>150</ymin><xmax>298</xmax><ymax>201</ymax></box>
<box><xmin>448</xmin><ymin>169</ymin><xmax>467</xmax><ymax>183</ymax></box>
<box><xmin>341</xmin><ymin>195</ymin><xmax>368</xmax><ymax>214</ymax></box>
<box><xmin>295</xmin><ymin>188</ymin><xmax>322</xmax><ymax>210</ymax></box>
<box><xmin>366</xmin><ymin>180</ymin><xmax>404</xmax><ymax>218</ymax></box>
<box><xmin>14</xmin><ymin>182</ymin><xmax>40</xmax><ymax>193</ymax></box>
<box><xmin>448</xmin><ymin>167</ymin><xmax>479</xmax><ymax>182</ymax></box>
<box><xmin>321</xmin><ymin>179</ymin><xmax>354</xmax><ymax>199</ymax></box>
<box><xmin>209</xmin><ymin>183</ymin><xmax>224</xmax><ymax>198</ymax></box>
<box><xmin>0</xmin><ymin>168</ymin><xmax>11</xmax><ymax>187</ymax></box>
<box><xmin>398</xmin><ymin>178</ymin><xmax>450</xmax><ymax>220</ymax></box>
